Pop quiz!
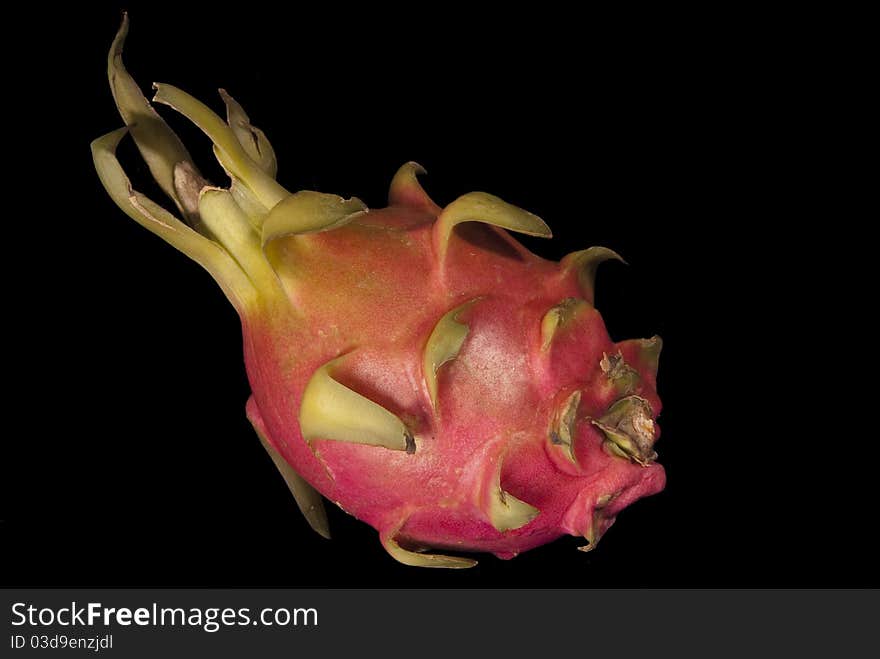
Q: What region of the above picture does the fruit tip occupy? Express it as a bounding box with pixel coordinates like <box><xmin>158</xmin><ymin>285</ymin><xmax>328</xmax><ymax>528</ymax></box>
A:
<box><xmin>151</xmin><ymin>82</ymin><xmax>170</xmax><ymax>104</ymax></box>
<box><xmin>110</xmin><ymin>12</ymin><xmax>129</xmax><ymax>60</ymax></box>
<box><xmin>407</xmin><ymin>161</ymin><xmax>427</xmax><ymax>176</ymax></box>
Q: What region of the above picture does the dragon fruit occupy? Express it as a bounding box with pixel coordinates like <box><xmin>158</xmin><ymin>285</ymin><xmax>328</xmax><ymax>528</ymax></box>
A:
<box><xmin>92</xmin><ymin>16</ymin><xmax>665</xmax><ymax>567</ymax></box>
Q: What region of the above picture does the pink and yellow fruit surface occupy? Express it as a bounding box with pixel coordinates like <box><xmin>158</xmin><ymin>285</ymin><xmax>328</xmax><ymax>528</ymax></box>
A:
<box><xmin>92</xmin><ymin>16</ymin><xmax>666</xmax><ymax>568</ymax></box>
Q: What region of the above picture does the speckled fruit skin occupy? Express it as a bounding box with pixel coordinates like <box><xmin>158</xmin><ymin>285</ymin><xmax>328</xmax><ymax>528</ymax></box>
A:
<box><xmin>93</xmin><ymin>15</ymin><xmax>666</xmax><ymax>568</ymax></box>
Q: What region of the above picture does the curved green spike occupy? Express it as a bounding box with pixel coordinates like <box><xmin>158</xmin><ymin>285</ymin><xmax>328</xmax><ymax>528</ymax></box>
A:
<box><xmin>487</xmin><ymin>486</ymin><xmax>540</xmax><ymax>533</ymax></box>
<box><xmin>380</xmin><ymin>521</ymin><xmax>477</xmax><ymax>568</ymax></box>
<box><xmin>388</xmin><ymin>161</ymin><xmax>440</xmax><ymax>213</ymax></box>
<box><xmin>299</xmin><ymin>359</ymin><xmax>415</xmax><ymax>453</ymax></box>
<box><xmin>434</xmin><ymin>191</ymin><xmax>552</xmax><ymax>264</ymax></box>
<box><xmin>478</xmin><ymin>442</ymin><xmax>540</xmax><ymax>533</ymax></box>
<box><xmin>107</xmin><ymin>14</ymin><xmax>202</xmax><ymax>220</ymax></box>
<box><xmin>560</xmin><ymin>247</ymin><xmax>626</xmax><ymax>304</ymax></box>
<box><xmin>577</xmin><ymin>493</ymin><xmax>618</xmax><ymax>552</ymax></box>
<box><xmin>198</xmin><ymin>187</ymin><xmax>258</xmax><ymax>254</ymax></box>
<box><xmin>91</xmin><ymin>128</ymin><xmax>253</xmax><ymax>310</ymax></box>
<box><xmin>246</xmin><ymin>397</ymin><xmax>330</xmax><ymax>539</ymax></box>
<box><xmin>152</xmin><ymin>83</ymin><xmax>289</xmax><ymax>211</ymax></box>
<box><xmin>540</xmin><ymin>298</ymin><xmax>590</xmax><ymax>351</ymax></box>
<box><xmin>198</xmin><ymin>187</ymin><xmax>283</xmax><ymax>295</ymax></box>
<box><xmin>423</xmin><ymin>300</ymin><xmax>477</xmax><ymax>411</ymax></box>
<box><xmin>219</xmin><ymin>88</ymin><xmax>278</xmax><ymax>178</ymax></box>
<box><xmin>549</xmin><ymin>390</ymin><xmax>581</xmax><ymax>463</ymax></box>
<box><xmin>261</xmin><ymin>191</ymin><xmax>367</xmax><ymax>251</ymax></box>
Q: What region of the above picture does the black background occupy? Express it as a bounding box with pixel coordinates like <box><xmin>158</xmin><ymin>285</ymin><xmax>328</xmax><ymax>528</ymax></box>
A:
<box><xmin>3</xmin><ymin>3</ymin><xmax>870</xmax><ymax>587</ymax></box>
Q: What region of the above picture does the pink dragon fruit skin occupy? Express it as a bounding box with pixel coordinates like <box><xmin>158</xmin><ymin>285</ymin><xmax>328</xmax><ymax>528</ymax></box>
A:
<box><xmin>92</xmin><ymin>16</ymin><xmax>665</xmax><ymax>567</ymax></box>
